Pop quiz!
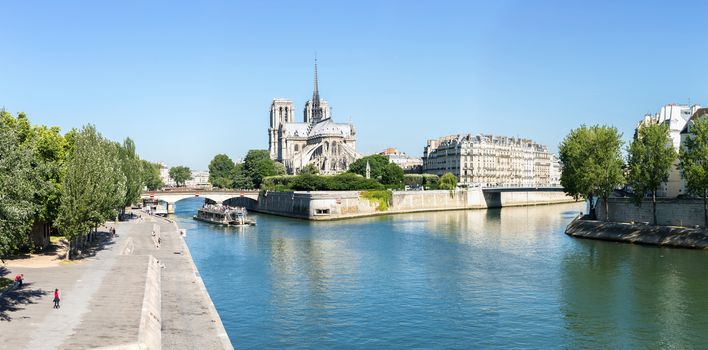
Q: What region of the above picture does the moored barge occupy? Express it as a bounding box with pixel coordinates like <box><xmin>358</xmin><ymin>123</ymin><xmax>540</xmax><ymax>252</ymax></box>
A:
<box><xmin>193</xmin><ymin>204</ymin><xmax>256</xmax><ymax>226</ymax></box>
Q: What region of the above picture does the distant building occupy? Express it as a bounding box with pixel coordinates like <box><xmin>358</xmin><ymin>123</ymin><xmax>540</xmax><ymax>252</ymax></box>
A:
<box><xmin>635</xmin><ymin>103</ymin><xmax>703</xmax><ymax>197</ymax></box>
<box><xmin>159</xmin><ymin>163</ymin><xmax>210</xmax><ymax>188</ymax></box>
<box><xmin>550</xmin><ymin>154</ymin><xmax>562</xmax><ymax>186</ymax></box>
<box><xmin>268</xmin><ymin>61</ymin><xmax>359</xmax><ymax>174</ymax></box>
<box><xmin>379</xmin><ymin>148</ymin><xmax>423</xmax><ymax>173</ymax></box>
<box><xmin>186</xmin><ymin>170</ymin><xmax>210</xmax><ymax>188</ymax></box>
<box><xmin>422</xmin><ymin>134</ymin><xmax>556</xmax><ymax>187</ymax></box>
<box><xmin>159</xmin><ymin>162</ymin><xmax>175</xmax><ymax>187</ymax></box>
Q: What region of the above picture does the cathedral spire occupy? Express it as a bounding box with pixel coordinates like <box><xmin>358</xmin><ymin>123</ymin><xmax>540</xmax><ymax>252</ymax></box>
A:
<box><xmin>313</xmin><ymin>58</ymin><xmax>320</xmax><ymax>102</ymax></box>
<box><xmin>311</xmin><ymin>57</ymin><xmax>323</xmax><ymax>123</ymax></box>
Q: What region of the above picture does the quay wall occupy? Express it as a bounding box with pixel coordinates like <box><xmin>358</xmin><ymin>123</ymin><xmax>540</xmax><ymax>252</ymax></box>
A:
<box><xmin>597</xmin><ymin>198</ymin><xmax>706</xmax><ymax>227</ymax></box>
<box><xmin>565</xmin><ymin>215</ymin><xmax>708</xmax><ymax>249</ymax></box>
<box><xmin>249</xmin><ymin>189</ymin><xmax>576</xmax><ymax>220</ymax></box>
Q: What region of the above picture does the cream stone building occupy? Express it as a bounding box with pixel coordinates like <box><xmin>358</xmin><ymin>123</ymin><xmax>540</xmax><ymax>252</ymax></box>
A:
<box><xmin>635</xmin><ymin>103</ymin><xmax>702</xmax><ymax>197</ymax></box>
<box><xmin>268</xmin><ymin>62</ymin><xmax>359</xmax><ymax>174</ymax></box>
<box><xmin>422</xmin><ymin>134</ymin><xmax>557</xmax><ymax>187</ymax></box>
<box><xmin>379</xmin><ymin>148</ymin><xmax>423</xmax><ymax>173</ymax></box>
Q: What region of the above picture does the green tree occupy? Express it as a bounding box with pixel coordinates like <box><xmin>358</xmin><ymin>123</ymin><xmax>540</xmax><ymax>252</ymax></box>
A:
<box><xmin>559</xmin><ymin>125</ymin><xmax>625</xmax><ymax>220</ymax></box>
<box><xmin>300</xmin><ymin>163</ymin><xmax>320</xmax><ymax>175</ymax></box>
<box><xmin>348</xmin><ymin>154</ymin><xmax>389</xmax><ymax>179</ymax></box>
<box><xmin>381</xmin><ymin>162</ymin><xmax>404</xmax><ymax>185</ymax></box>
<box><xmin>169</xmin><ymin>166</ymin><xmax>192</xmax><ymax>187</ymax></box>
<box><xmin>208</xmin><ymin>154</ymin><xmax>236</xmax><ymax>188</ymax></box>
<box><xmin>119</xmin><ymin>138</ymin><xmax>142</xmax><ymax>210</ymax></box>
<box><xmin>231</xmin><ymin>163</ymin><xmax>254</xmax><ymax>189</ymax></box>
<box><xmin>627</xmin><ymin>122</ymin><xmax>677</xmax><ymax>225</ymax></box>
<box><xmin>26</xmin><ymin>124</ymin><xmax>68</xmax><ymax>226</ymax></box>
<box><xmin>140</xmin><ymin>160</ymin><xmax>164</xmax><ymax>191</ymax></box>
<box><xmin>241</xmin><ymin>150</ymin><xmax>286</xmax><ymax>188</ymax></box>
<box><xmin>679</xmin><ymin>117</ymin><xmax>708</xmax><ymax>227</ymax></box>
<box><xmin>56</xmin><ymin>125</ymin><xmax>126</xmax><ymax>259</ymax></box>
<box><xmin>439</xmin><ymin>172</ymin><xmax>458</xmax><ymax>190</ymax></box>
<box><xmin>0</xmin><ymin>122</ymin><xmax>41</xmax><ymax>260</ymax></box>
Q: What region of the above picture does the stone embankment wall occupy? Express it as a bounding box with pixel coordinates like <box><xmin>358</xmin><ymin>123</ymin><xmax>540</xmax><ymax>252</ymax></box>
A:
<box><xmin>248</xmin><ymin>189</ymin><xmax>575</xmax><ymax>220</ymax></box>
<box><xmin>565</xmin><ymin>215</ymin><xmax>708</xmax><ymax>249</ymax></box>
<box><xmin>597</xmin><ymin>198</ymin><xmax>706</xmax><ymax>227</ymax></box>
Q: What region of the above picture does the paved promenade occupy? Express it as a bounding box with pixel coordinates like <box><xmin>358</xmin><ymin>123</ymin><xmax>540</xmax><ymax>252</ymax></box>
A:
<box><xmin>0</xmin><ymin>213</ymin><xmax>233</xmax><ymax>349</ymax></box>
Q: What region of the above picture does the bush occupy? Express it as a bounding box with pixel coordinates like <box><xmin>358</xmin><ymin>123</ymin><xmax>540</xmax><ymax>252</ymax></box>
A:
<box><xmin>440</xmin><ymin>172</ymin><xmax>458</xmax><ymax>190</ymax></box>
<box><xmin>261</xmin><ymin>175</ymin><xmax>296</xmax><ymax>191</ymax></box>
<box><xmin>360</xmin><ymin>190</ymin><xmax>392</xmax><ymax>211</ymax></box>
<box><xmin>404</xmin><ymin>174</ymin><xmax>423</xmax><ymax>187</ymax></box>
<box><xmin>381</xmin><ymin>163</ymin><xmax>404</xmax><ymax>185</ymax></box>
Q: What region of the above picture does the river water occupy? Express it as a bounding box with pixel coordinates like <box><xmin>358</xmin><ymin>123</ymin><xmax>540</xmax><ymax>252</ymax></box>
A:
<box><xmin>173</xmin><ymin>197</ymin><xmax>708</xmax><ymax>349</ymax></box>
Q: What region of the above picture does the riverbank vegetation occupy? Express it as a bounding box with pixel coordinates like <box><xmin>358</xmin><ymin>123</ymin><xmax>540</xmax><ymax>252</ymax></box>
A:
<box><xmin>559</xmin><ymin>125</ymin><xmax>625</xmax><ymax>221</ymax></box>
<box><xmin>208</xmin><ymin>151</ymin><xmax>436</xmax><ymax>192</ymax></box>
<box><xmin>0</xmin><ymin>110</ymin><xmax>155</xmax><ymax>260</ymax></box>
<box><xmin>679</xmin><ymin>118</ymin><xmax>708</xmax><ymax>227</ymax></box>
<box><xmin>208</xmin><ymin>150</ymin><xmax>286</xmax><ymax>189</ymax></box>
<box><xmin>561</xmin><ymin>118</ymin><xmax>708</xmax><ymax>227</ymax></box>
<box><xmin>360</xmin><ymin>190</ymin><xmax>393</xmax><ymax>211</ymax></box>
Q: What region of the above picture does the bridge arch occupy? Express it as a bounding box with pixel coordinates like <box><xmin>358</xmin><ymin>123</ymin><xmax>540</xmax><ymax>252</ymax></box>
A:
<box><xmin>141</xmin><ymin>190</ymin><xmax>260</xmax><ymax>214</ymax></box>
<box><xmin>223</xmin><ymin>196</ymin><xmax>259</xmax><ymax>209</ymax></box>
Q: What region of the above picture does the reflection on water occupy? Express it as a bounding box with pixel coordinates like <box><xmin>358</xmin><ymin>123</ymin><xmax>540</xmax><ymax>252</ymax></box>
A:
<box><xmin>173</xmin><ymin>198</ymin><xmax>708</xmax><ymax>349</ymax></box>
<box><xmin>560</xmin><ymin>240</ymin><xmax>708</xmax><ymax>348</ymax></box>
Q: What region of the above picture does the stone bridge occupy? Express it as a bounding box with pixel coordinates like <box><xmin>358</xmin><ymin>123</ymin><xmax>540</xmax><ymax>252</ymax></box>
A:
<box><xmin>141</xmin><ymin>190</ymin><xmax>260</xmax><ymax>213</ymax></box>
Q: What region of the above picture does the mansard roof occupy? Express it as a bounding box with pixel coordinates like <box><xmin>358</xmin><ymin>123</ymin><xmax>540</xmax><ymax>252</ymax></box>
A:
<box><xmin>680</xmin><ymin>108</ymin><xmax>708</xmax><ymax>134</ymax></box>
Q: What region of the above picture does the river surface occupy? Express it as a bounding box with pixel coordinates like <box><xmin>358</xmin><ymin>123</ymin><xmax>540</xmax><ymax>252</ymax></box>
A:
<box><xmin>173</xmin><ymin>198</ymin><xmax>708</xmax><ymax>349</ymax></box>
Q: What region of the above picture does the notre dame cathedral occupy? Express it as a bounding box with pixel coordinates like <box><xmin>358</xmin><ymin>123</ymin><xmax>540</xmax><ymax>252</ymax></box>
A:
<box><xmin>268</xmin><ymin>61</ymin><xmax>360</xmax><ymax>174</ymax></box>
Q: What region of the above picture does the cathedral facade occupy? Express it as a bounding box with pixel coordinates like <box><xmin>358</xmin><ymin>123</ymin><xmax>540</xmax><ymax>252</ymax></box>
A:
<box><xmin>268</xmin><ymin>62</ymin><xmax>359</xmax><ymax>174</ymax></box>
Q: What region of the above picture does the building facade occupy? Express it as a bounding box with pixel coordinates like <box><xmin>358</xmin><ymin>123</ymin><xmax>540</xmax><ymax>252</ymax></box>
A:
<box><xmin>635</xmin><ymin>103</ymin><xmax>703</xmax><ymax>197</ymax></box>
<box><xmin>268</xmin><ymin>62</ymin><xmax>359</xmax><ymax>174</ymax></box>
<box><xmin>422</xmin><ymin>134</ymin><xmax>557</xmax><ymax>187</ymax></box>
<box><xmin>379</xmin><ymin>148</ymin><xmax>423</xmax><ymax>173</ymax></box>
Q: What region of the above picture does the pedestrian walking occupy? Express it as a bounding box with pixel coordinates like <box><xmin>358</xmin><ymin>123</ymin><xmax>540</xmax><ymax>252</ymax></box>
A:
<box><xmin>14</xmin><ymin>274</ymin><xmax>23</xmax><ymax>287</ymax></box>
<box><xmin>53</xmin><ymin>288</ymin><xmax>61</xmax><ymax>309</ymax></box>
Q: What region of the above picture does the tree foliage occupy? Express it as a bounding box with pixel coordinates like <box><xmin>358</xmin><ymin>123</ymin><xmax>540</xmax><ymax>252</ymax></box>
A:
<box><xmin>559</xmin><ymin>125</ymin><xmax>625</xmax><ymax>220</ymax></box>
<box><xmin>169</xmin><ymin>166</ymin><xmax>192</xmax><ymax>187</ymax></box>
<box><xmin>300</xmin><ymin>163</ymin><xmax>320</xmax><ymax>176</ymax></box>
<box><xmin>208</xmin><ymin>154</ymin><xmax>236</xmax><ymax>188</ymax></box>
<box><xmin>239</xmin><ymin>150</ymin><xmax>286</xmax><ymax>188</ymax></box>
<box><xmin>381</xmin><ymin>163</ymin><xmax>404</xmax><ymax>185</ymax></box>
<box><xmin>439</xmin><ymin>172</ymin><xmax>458</xmax><ymax>190</ymax></box>
<box><xmin>141</xmin><ymin>160</ymin><xmax>163</xmax><ymax>191</ymax></box>
<box><xmin>119</xmin><ymin>138</ymin><xmax>142</xmax><ymax>208</ymax></box>
<box><xmin>0</xmin><ymin>120</ymin><xmax>41</xmax><ymax>259</ymax></box>
<box><xmin>627</xmin><ymin>122</ymin><xmax>676</xmax><ymax>225</ymax></box>
<box><xmin>262</xmin><ymin>172</ymin><xmax>383</xmax><ymax>191</ymax></box>
<box><xmin>56</xmin><ymin>125</ymin><xmax>127</xmax><ymax>258</ymax></box>
<box><xmin>403</xmin><ymin>174</ymin><xmax>440</xmax><ymax>189</ymax></box>
<box><xmin>0</xmin><ymin>110</ymin><xmax>150</xmax><ymax>259</ymax></box>
<box><xmin>348</xmin><ymin>154</ymin><xmax>390</xmax><ymax>179</ymax></box>
<box><xmin>231</xmin><ymin>163</ymin><xmax>254</xmax><ymax>189</ymax></box>
<box><xmin>679</xmin><ymin>117</ymin><xmax>708</xmax><ymax>227</ymax></box>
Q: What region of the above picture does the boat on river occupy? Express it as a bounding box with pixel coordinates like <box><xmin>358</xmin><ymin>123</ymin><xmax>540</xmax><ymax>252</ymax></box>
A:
<box><xmin>193</xmin><ymin>204</ymin><xmax>256</xmax><ymax>226</ymax></box>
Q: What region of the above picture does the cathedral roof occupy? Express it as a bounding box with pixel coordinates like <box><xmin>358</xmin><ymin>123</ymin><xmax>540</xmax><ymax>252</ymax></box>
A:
<box><xmin>281</xmin><ymin>123</ymin><xmax>309</xmax><ymax>137</ymax></box>
<box><xmin>308</xmin><ymin>118</ymin><xmax>352</xmax><ymax>137</ymax></box>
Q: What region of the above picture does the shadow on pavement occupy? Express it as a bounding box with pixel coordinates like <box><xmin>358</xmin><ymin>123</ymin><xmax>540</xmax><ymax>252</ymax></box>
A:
<box><xmin>71</xmin><ymin>231</ymin><xmax>117</xmax><ymax>260</ymax></box>
<box><xmin>0</xmin><ymin>282</ymin><xmax>47</xmax><ymax>322</ymax></box>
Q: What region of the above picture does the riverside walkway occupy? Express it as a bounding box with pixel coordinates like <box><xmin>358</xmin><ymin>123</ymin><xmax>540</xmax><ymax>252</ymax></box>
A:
<box><xmin>0</xmin><ymin>213</ymin><xmax>233</xmax><ymax>350</ymax></box>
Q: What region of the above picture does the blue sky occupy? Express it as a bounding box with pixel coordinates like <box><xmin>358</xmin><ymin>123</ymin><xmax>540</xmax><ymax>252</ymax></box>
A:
<box><xmin>2</xmin><ymin>0</ymin><xmax>707</xmax><ymax>169</ymax></box>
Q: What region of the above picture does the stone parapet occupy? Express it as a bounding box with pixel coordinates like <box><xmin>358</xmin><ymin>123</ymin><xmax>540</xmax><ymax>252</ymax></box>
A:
<box><xmin>597</xmin><ymin>198</ymin><xmax>707</xmax><ymax>227</ymax></box>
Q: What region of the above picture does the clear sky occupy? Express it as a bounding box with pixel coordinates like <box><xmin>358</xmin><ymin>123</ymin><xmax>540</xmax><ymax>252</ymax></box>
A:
<box><xmin>2</xmin><ymin>0</ymin><xmax>707</xmax><ymax>169</ymax></box>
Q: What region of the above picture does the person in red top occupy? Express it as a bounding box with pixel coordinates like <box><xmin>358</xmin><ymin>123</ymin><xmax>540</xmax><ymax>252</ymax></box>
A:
<box><xmin>53</xmin><ymin>289</ymin><xmax>60</xmax><ymax>309</ymax></box>
<box><xmin>14</xmin><ymin>274</ymin><xmax>23</xmax><ymax>287</ymax></box>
